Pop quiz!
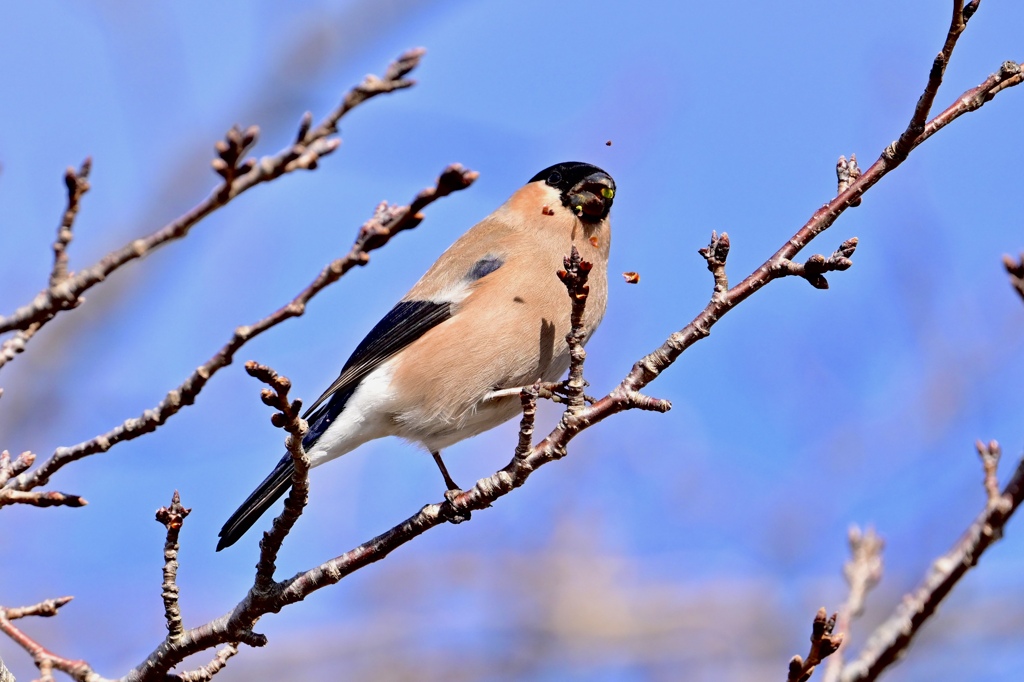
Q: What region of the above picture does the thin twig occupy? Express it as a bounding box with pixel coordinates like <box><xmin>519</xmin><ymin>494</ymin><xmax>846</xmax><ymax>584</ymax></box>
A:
<box><xmin>3</xmin><ymin>164</ymin><xmax>477</xmax><ymax>494</ymax></box>
<box><xmin>51</xmin><ymin>159</ymin><xmax>92</xmax><ymax>288</ymax></box>
<box><xmin>155</xmin><ymin>491</ymin><xmax>192</xmax><ymax>643</ymax></box>
<box><xmin>244</xmin><ymin>361</ymin><xmax>309</xmax><ymax>592</ymax></box>
<box><xmin>556</xmin><ymin>246</ymin><xmax>593</xmax><ymax>415</ymax></box>
<box><xmin>514</xmin><ymin>386</ymin><xmax>539</xmax><ymax>460</ymax></box>
<box><xmin>888</xmin><ymin>0</ymin><xmax>966</xmax><ymax>163</ymax></box>
<box><xmin>0</xmin><ymin>598</ymin><xmax>107</xmax><ymax>682</ymax></box>
<box><xmin>177</xmin><ymin>645</ymin><xmax>239</xmax><ymax>682</ymax></box>
<box><xmin>0</xmin><ymin>49</ymin><xmax>425</xmax><ymax>341</ymax></box>
<box><xmin>0</xmin><ymin>451</ymin><xmax>86</xmax><ymax>509</ymax></box>
<box><xmin>787</xmin><ymin>607</ymin><xmax>843</xmax><ymax>682</ymax></box>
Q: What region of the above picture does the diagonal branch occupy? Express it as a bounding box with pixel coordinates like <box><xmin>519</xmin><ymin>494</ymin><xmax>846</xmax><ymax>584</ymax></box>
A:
<box><xmin>0</xmin><ymin>159</ymin><xmax>92</xmax><ymax>369</ymax></box>
<box><xmin>888</xmin><ymin>0</ymin><xmax>967</xmax><ymax>163</ymax></box>
<box><xmin>0</xmin><ymin>598</ymin><xmax>107</xmax><ymax>682</ymax></box>
<box><xmin>839</xmin><ymin>442</ymin><xmax>1024</xmax><ymax>682</ymax></box>
<box><xmin>0</xmin><ymin>48</ymin><xmax>425</xmax><ymax>345</ymax></box>
<box><xmin>4</xmin><ymin>164</ymin><xmax>477</xmax><ymax>494</ymax></box>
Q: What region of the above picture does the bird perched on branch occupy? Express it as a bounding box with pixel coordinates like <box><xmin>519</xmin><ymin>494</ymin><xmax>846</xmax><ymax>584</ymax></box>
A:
<box><xmin>217</xmin><ymin>161</ymin><xmax>615</xmax><ymax>550</ymax></box>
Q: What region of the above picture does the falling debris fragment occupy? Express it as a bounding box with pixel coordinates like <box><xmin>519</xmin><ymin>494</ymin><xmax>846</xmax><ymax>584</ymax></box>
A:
<box><xmin>605</xmin><ymin>140</ymin><xmax>612</xmax><ymax>146</ymax></box>
<box><xmin>542</xmin><ymin>205</ymin><xmax>555</xmax><ymax>216</ymax></box>
<box><xmin>622</xmin><ymin>271</ymin><xmax>640</xmax><ymax>284</ymax></box>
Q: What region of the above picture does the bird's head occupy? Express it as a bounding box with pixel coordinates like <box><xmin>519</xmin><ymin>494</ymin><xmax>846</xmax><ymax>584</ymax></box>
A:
<box><xmin>529</xmin><ymin>162</ymin><xmax>615</xmax><ymax>224</ymax></box>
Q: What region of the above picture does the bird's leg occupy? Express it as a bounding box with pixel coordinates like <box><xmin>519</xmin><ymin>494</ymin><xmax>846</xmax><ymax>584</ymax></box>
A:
<box><xmin>432</xmin><ymin>450</ymin><xmax>471</xmax><ymax>524</ymax></box>
<box><xmin>431</xmin><ymin>450</ymin><xmax>461</xmax><ymax>492</ymax></box>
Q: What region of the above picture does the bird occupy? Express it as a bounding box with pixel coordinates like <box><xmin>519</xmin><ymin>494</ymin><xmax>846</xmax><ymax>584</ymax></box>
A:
<box><xmin>217</xmin><ymin>161</ymin><xmax>615</xmax><ymax>551</ymax></box>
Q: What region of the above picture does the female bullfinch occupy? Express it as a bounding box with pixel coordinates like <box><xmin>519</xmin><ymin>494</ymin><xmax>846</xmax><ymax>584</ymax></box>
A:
<box><xmin>217</xmin><ymin>161</ymin><xmax>615</xmax><ymax>550</ymax></box>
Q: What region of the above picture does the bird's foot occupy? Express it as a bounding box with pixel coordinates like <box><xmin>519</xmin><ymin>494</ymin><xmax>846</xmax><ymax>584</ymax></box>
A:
<box><xmin>441</xmin><ymin>488</ymin><xmax>471</xmax><ymax>524</ymax></box>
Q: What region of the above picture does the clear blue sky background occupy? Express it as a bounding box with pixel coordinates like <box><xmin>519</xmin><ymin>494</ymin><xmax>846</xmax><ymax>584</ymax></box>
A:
<box><xmin>1</xmin><ymin>1</ymin><xmax>1022</xmax><ymax>680</ymax></box>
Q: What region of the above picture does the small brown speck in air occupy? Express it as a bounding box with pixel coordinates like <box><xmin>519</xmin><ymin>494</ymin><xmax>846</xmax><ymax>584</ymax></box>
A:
<box><xmin>542</xmin><ymin>205</ymin><xmax>555</xmax><ymax>216</ymax></box>
<box><xmin>622</xmin><ymin>271</ymin><xmax>640</xmax><ymax>284</ymax></box>
<box><xmin>605</xmin><ymin>140</ymin><xmax>612</xmax><ymax>146</ymax></box>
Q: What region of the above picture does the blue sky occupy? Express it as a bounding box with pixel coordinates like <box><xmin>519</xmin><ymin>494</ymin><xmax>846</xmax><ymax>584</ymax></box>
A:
<box><xmin>1</xmin><ymin>2</ymin><xmax>1022</xmax><ymax>680</ymax></box>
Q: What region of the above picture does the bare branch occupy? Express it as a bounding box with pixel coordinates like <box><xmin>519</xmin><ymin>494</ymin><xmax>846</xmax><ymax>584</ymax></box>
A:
<box><xmin>556</xmin><ymin>246</ymin><xmax>593</xmax><ymax>415</ymax></box>
<box><xmin>614</xmin><ymin>59</ymin><xmax>1023</xmax><ymax>401</ymax></box>
<box><xmin>0</xmin><ymin>598</ymin><xmax>107</xmax><ymax>682</ymax></box>
<box><xmin>177</xmin><ymin>645</ymin><xmax>239</xmax><ymax>682</ymax></box>
<box><xmin>3</xmin><ymin>164</ymin><xmax>477</xmax><ymax>494</ymax></box>
<box><xmin>698</xmin><ymin>230</ymin><xmax>730</xmax><ymax>305</ymax></box>
<box><xmin>888</xmin><ymin>0</ymin><xmax>967</xmax><ymax>163</ymax></box>
<box><xmin>244</xmin><ymin>361</ymin><xmax>309</xmax><ymax>592</ymax></box>
<box><xmin>0</xmin><ymin>159</ymin><xmax>92</xmax><ymax>368</ymax></box>
<box><xmin>0</xmin><ymin>49</ymin><xmax>427</xmax><ymax>343</ymax></box>
<box><xmin>840</xmin><ymin>444</ymin><xmax>1024</xmax><ymax>681</ymax></box>
<box><xmin>155</xmin><ymin>491</ymin><xmax>192</xmax><ymax>643</ymax></box>
<box><xmin>774</xmin><ymin>238</ymin><xmax>859</xmax><ymax>290</ymax></box>
<box><xmin>513</xmin><ymin>386</ymin><xmax>539</xmax><ymax>461</ymax></box>
<box><xmin>51</xmin><ymin>158</ymin><xmax>92</xmax><ymax>288</ymax></box>
<box><xmin>0</xmin><ymin>451</ymin><xmax>87</xmax><ymax>509</ymax></box>
<box><xmin>787</xmin><ymin>607</ymin><xmax>843</xmax><ymax>682</ymax></box>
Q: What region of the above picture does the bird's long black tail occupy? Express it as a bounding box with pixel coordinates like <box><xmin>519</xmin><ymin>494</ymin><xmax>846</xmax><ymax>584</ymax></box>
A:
<box><xmin>217</xmin><ymin>455</ymin><xmax>294</xmax><ymax>551</ymax></box>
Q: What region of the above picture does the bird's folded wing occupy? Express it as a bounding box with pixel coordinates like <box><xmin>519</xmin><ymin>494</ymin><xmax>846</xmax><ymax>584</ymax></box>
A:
<box><xmin>302</xmin><ymin>300</ymin><xmax>452</xmax><ymax>420</ymax></box>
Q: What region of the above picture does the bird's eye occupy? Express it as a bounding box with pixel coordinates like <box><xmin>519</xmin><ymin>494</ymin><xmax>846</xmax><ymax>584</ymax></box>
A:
<box><xmin>546</xmin><ymin>171</ymin><xmax>562</xmax><ymax>186</ymax></box>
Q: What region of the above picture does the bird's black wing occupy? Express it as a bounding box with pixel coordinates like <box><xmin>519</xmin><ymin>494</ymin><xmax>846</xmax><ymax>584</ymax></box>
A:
<box><xmin>216</xmin><ymin>299</ymin><xmax>451</xmax><ymax>552</ymax></box>
<box><xmin>301</xmin><ymin>299</ymin><xmax>452</xmax><ymax>442</ymax></box>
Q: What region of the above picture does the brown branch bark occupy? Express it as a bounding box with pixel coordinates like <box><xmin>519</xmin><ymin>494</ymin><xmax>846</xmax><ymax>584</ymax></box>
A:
<box><xmin>0</xmin><ymin>451</ymin><xmax>87</xmax><ymax>509</ymax></box>
<box><xmin>2</xmin><ymin>164</ymin><xmax>477</xmax><ymax>495</ymax></box>
<box><xmin>0</xmin><ymin>49</ymin><xmax>425</xmax><ymax>348</ymax></box>
<box><xmin>0</xmin><ymin>159</ymin><xmax>91</xmax><ymax>369</ymax></box>
<box><xmin>839</xmin><ymin>443</ymin><xmax>1024</xmax><ymax>682</ymax></box>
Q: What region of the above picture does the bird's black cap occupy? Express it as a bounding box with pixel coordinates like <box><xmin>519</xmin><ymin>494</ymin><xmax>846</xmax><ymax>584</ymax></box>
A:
<box><xmin>529</xmin><ymin>161</ymin><xmax>611</xmax><ymax>193</ymax></box>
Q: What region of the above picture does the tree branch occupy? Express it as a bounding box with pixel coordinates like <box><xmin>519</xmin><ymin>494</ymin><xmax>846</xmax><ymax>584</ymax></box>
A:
<box><xmin>0</xmin><ymin>598</ymin><xmax>106</xmax><ymax>682</ymax></box>
<box><xmin>839</xmin><ymin>442</ymin><xmax>1024</xmax><ymax>682</ymax></box>
<box><xmin>3</xmin><ymin>164</ymin><xmax>477</xmax><ymax>495</ymax></box>
<box><xmin>0</xmin><ymin>159</ymin><xmax>91</xmax><ymax>369</ymax></box>
<box><xmin>0</xmin><ymin>48</ymin><xmax>426</xmax><ymax>348</ymax></box>
<box><xmin>0</xmin><ymin>451</ymin><xmax>87</xmax><ymax>509</ymax></box>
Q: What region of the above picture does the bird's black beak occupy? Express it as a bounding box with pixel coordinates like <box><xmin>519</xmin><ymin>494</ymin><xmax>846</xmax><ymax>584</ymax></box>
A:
<box><xmin>565</xmin><ymin>172</ymin><xmax>615</xmax><ymax>223</ymax></box>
